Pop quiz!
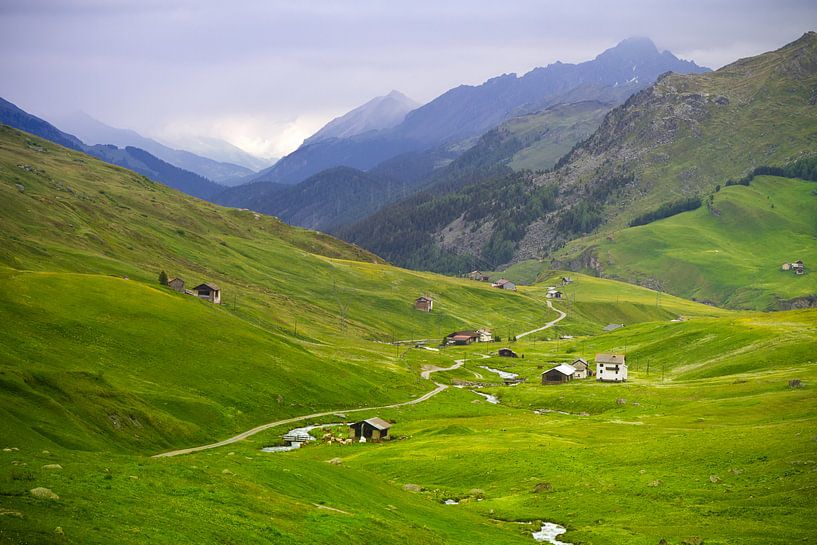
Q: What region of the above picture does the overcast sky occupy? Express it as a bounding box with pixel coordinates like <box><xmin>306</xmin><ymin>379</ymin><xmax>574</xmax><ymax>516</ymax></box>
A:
<box><xmin>1</xmin><ymin>0</ymin><xmax>815</xmax><ymax>159</ymax></box>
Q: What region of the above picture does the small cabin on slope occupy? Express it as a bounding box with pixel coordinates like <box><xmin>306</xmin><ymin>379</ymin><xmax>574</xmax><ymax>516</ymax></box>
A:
<box><xmin>595</xmin><ymin>353</ymin><xmax>627</xmax><ymax>382</ymax></box>
<box><xmin>414</xmin><ymin>296</ymin><xmax>433</xmax><ymax>312</ymax></box>
<box><xmin>542</xmin><ymin>364</ymin><xmax>576</xmax><ymax>385</ymax></box>
<box><xmin>467</xmin><ymin>270</ymin><xmax>490</xmax><ymax>282</ymax></box>
<box><xmin>546</xmin><ymin>287</ymin><xmax>563</xmax><ymax>299</ymax></box>
<box><xmin>492</xmin><ymin>278</ymin><xmax>517</xmax><ymax>291</ymax></box>
<box><xmin>168</xmin><ymin>277</ymin><xmax>185</xmax><ymax>293</ymax></box>
<box><xmin>349</xmin><ymin>417</ymin><xmax>392</xmax><ymax>442</ymax></box>
<box><xmin>193</xmin><ymin>282</ymin><xmax>221</xmax><ymax>304</ymax></box>
<box><xmin>477</xmin><ymin>328</ymin><xmax>493</xmax><ymax>342</ymax></box>
<box><xmin>571</xmin><ymin>358</ymin><xmax>592</xmax><ymax>379</ymax></box>
<box><xmin>603</xmin><ymin>323</ymin><xmax>624</xmax><ymax>332</ymax></box>
<box><xmin>498</xmin><ymin>348</ymin><xmax>518</xmax><ymax>358</ymax></box>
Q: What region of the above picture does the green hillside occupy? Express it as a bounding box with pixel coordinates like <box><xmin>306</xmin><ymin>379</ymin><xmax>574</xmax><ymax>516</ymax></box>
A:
<box><xmin>1</xmin><ymin>124</ymin><xmax>816</xmax><ymax>544</ymax></box>
<box><xmin>557</xmin><ymin>176</ymin><xmax>817</xmax><ymax>309</ymax></box>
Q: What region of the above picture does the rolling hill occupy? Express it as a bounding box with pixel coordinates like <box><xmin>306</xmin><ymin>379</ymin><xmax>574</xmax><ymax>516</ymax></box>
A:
<box><xmin>553</xmin><ymin>175</ymin><xmax>817</xmax><ymax>310</ymax></box>
<box><xmin>0</xmin><ymin>99</ymin><xmax>225</xmax><ymax>200</ymax></box>
<box><xmin>1</xmin><ymin>121</ymin><xmax>816</xmax><ymax>544</ymax></box>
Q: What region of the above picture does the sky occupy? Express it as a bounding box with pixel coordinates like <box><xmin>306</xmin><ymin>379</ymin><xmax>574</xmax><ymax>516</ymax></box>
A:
<box><xmin>1</xmin><ymin>0</ymin><xmax>815</xmax><ymax>160</ymax></box>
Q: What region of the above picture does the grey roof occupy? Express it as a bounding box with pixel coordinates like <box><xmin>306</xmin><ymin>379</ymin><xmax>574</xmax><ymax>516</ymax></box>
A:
<box><xmin>595</xmin><ymin>353</ymin><xmax>626</xmax><ymax>364</ymax></box>
<box><xmin>363</xmin><ymin>417</ymin><xmax>392</xmax><ymax>430</ymax></box>
<box><xmin>194</xmin><ymin>282</ymin><xmax>221</xmax><ymax>291</ymax></box>
<box><xmin>603</xmin><ymin>323</ymin><xmax>624</xmax><ymax>331</ymax></box>
<box><xmin>571</xmin><ymin>358</ymin><xmax>589</xmax><ymax>367</ymax></box>
<box><xmin>544</xmin><ymin>364</ymin><xmax>576</xmax><ymax>376</ymax></box>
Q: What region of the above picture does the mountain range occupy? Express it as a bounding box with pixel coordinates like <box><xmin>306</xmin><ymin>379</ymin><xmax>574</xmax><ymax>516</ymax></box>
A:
<box><xmin>248</xmin><ymin>38</ymin><xmax>708</xmax><ymax>187</ymax></box>
<box><xmin>52</xmin><ymin>111</ymin><xmax>265</xmax><ymax>184</ymax></box>
<box><xmin>338</xmin><ymin>32</ymin><xmax>817</xmax><ymax>276</ymax></box>
<box><xmin>0</xmin><ymin>98</ymin><xmax>224</xmax><ymax>200</ymax></box>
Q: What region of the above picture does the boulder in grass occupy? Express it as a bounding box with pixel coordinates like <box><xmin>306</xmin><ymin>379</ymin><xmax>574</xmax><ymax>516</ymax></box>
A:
<box><xmin>30</xmin><ymin>487</ymin><xmax>59</xmax><ymax>500</ymax></box>
<box><xmin>42</xmin><ymin>464</ymin><xmax>63</xmax><ymax>470</ymax></box>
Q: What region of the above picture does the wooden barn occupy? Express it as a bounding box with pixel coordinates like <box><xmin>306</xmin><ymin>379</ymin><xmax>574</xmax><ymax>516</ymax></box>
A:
<box><xmin>349</xmin><ymin>417</ymin><xmax>392</xmax><ymax>442</ymax></box>
<box><xmin>492</xmin><ymin>278</ymin><xmax>517</xmax><ymax>291</ymax></box>
<box><xmin>467</xmin><ymin>270</ymin><xmax>490</xmax><ymax>282</ymax></box>
<box><xmin>193</xmin><ymin>282</ymin><xmax>221</xmax><ymax>304</ymax></box>
<box><xmin>498</xmin><ymin>348</ymin><xmax>518</xmax><ymax>358</ymax></box>
<box><xmin>447</xmin><ymin>331</ymin><xmax>479</xmax><ymax>345</ymax></box>
<box><xmin>541</xmin><ymin>364</ymin><xmax>576</xmax><ymax>385</ymax></box>
<box><xmin>570</xmin><ymin>358</ymin><xmax>592</xmax><ymax>379</ymax></box>
<box><xmin>595</xmin><ymin>353</ymin><xmax>628</xmax><ymax>382</ymax></box>
<box><xmin>415</xmin><ymin>296</ymin><xmax>433</xmax><ymax>312</ymax></box>
<box><xmin>167</xmin><ymin>277</ymin><xmax>185</xmax><ymax>293</ymax></box>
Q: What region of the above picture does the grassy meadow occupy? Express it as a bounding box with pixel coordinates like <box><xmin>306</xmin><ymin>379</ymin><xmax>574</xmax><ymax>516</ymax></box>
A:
<box><xmin>0</xmin><ymin>126</ymin><xmax>815</xmax><ymax>544</ymax></box>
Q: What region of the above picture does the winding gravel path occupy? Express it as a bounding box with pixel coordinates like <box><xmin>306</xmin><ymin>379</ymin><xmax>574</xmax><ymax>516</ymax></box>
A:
<box><xmin>155</xmin><ymin>302</ymin><xmax>564</xmax><ymax>458</ymax></box>
<box><xmin>515</xmin><ymin>300</ymin><xmax>566</xmax><ymax>339</ymax></box>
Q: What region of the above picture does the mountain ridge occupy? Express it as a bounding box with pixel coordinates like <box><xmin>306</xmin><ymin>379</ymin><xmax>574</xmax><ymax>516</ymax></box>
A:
<box><xmin>250</xmin><ymin>37</ymin><xmax>709</xmax><ymax>186</ymax></box>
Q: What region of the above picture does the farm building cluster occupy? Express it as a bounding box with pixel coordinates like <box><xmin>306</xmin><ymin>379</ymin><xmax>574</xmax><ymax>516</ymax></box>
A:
<box><xmin>166</xmin><ymin>277</ymin><xmax>222</xmax><ymax>304</ymax></box>
<box><xmin>446</xmin><ymin>329</ymin><xmax>493</xmax><ymax>345</ymax></box>
<box><xmin>541</xmin><ymin>354</ymin><xmax>627</xmax><ymax>384</ymax></box>
<box><xmin>781</xmin><ymin>260</ymin><xmax>805</xmax><ymax>275</ymax></box>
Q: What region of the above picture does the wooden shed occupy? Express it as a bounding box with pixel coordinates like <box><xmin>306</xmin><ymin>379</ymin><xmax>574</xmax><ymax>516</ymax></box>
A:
<box><xmin>193</xmin><ymin>282</ymin><xmax>221</xmax><ymax>304</ymax></box>
<box><xmin>498</xmin><ymin>348</ymin><xmax>518</xmax><ymax>358</ymax></box>
<box><xmin>349</xmin><ymin>417</ymin><xmax>392</xmax><ymax>442</ymax></box>
<box><xmin>414</xmin><ymin>296</ymin><xmax>433</xmax><ymax>312</ymax></box>
<box><xmin>541</xmin><ymin>364</ymin><xmax>576</xmax><ymax>385</ymax></box>
<box><xmin>168</xmin><ymin>277</ymin><xmax>185</xmax><ymax>293</ymax></box>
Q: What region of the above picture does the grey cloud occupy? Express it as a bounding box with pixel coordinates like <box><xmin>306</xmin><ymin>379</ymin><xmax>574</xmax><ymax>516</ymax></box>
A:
<box><xmin>1</xmin><ymin>0</ymin><xmax>814</xmax><ymax>157</ymax></box>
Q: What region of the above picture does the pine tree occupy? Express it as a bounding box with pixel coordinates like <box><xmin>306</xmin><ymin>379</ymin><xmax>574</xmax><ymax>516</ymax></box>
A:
<box><xmin>158</xmin><ymin>270</ymin><xmax>168</xmax><ymax>286</ymax></box>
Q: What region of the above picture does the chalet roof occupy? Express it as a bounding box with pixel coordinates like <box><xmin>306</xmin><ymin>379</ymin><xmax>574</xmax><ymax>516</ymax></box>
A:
<box><xmin>362</xmin><ymin>417</ymin><xmax>392</xmax><ymax>430</ymax></box>
<box><xmin>603</xmin><ymin>323</ymin><xmax>624</xmax><ymax>331</ymax></box>
<box><xmin>194</xmin><ymin>282</ymin><xmax>221</xmax><ymax>291</ymax></box>
<box><xmin>544</xmin><ymin>364</ymin><xmax>576</xmax><ymax>376</ymax></box>
<box><xmin>571</xmin><ymin>358</ymin><xmax>589</xmax><ymax>367</ymax></box>
<box><xmin>595</xmin><ymin>353</ymin><xmax>626</xmax><ymax>364</ymax></box>
<box><xmin>416</xmin><ymin>296</ymin><xmax>432</xmax><ymax>302</ymax></box>
<box><xmin>448</xmin><ymin>330</ymin><xmax>478</xmax><ymax>338</ymax></box>
<box><xmin>494</xmin><ymin>278</ymin><xmax>512</xmax><ymax>285</ymax></box>
<box><xmin>168</xmin><ymin>277</ymin><xmax>184</xmax><ymax>283</ymax></box>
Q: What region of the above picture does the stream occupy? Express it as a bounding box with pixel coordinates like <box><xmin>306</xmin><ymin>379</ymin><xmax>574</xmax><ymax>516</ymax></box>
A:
<box><xmin>479</xmin><ymin>365</ymin><xmax>519</xmax><ymax>380</ymax></box>
<box><xmin>260</xmin><ymin>423</ymin><xmax>341</xmax><ymax>452</ymax></box>
<box><xmin>472</xmin><ymin>390</ymin><xmax>500</xmax><ymax>404</ymax></box>
<box><xmin>532</xmin><ymin>522</ymin><xmax>571</xmax><ymax>544</ymax></box>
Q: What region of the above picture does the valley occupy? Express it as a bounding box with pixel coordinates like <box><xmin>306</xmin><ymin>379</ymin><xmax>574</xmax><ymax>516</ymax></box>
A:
<box><xmin>1</xmin><ymin>12</ymin><xmax>816</xmax><ymax>544</ymax></box>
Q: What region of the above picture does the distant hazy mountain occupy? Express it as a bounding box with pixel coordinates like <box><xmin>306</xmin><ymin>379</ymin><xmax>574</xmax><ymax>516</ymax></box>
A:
<box><xmin>54</xmin><ymin>111</ymin><xmax>258</xmax><ymax>184</ymax></box>
<box><xmin>253</xmin><ymin>38</ymin><xmax>708</xmax><ymax>186</ymax></box>
<box><xmin>304</xmin><ymin>90</ymin><xmax>418</xmax><ymax>145</ymax></box>
<box><xmin>158</xmin><ymin>134</ymin><xmax>276</xmax><ymax>174</ymax></box>
<box><xmin>0</xmin><ymin>98</ymin><xmax>223</xmax><ymax>200</ymax></box>
<box><xmin>0</xmin><ymin>98</ymin><xmax>85</xmax><ymax>151</ymax></box>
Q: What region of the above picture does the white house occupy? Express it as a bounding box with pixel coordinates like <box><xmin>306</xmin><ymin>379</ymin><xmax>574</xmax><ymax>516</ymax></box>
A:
<box><xmin>546</xmin><ymin>287</ymin><xmax>562</xmax><ymax>299</ymax></box>
<box><xmin>595</xmin><ymin>353</ymin><xmax>627</xmax><ymax>382</ymax></box>
<box><xmin>477</xmin><ymin>328</ymin><xmax>493</xmax><ymax>342</ymax></box>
